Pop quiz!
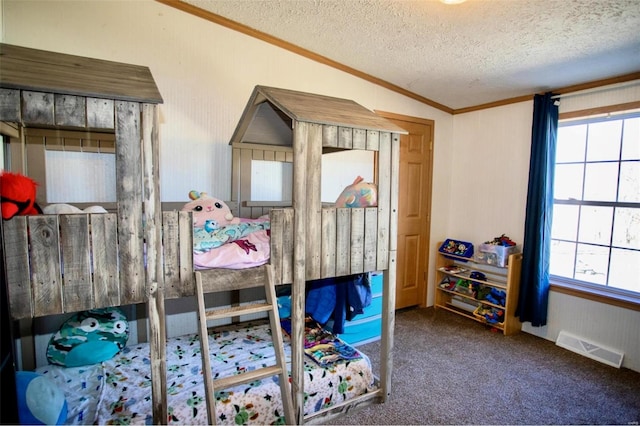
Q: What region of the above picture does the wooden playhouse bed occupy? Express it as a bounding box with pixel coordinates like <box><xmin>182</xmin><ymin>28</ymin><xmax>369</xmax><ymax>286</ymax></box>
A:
<box><xmin>0</xmin><ymin>44</ymin><xmax>405</xmax><ymax>424</ymax></box>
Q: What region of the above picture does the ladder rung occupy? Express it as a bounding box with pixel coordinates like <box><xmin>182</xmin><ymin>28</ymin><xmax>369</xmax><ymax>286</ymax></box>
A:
<box><xmin>212</xmin><ymin>365</ymin><xmax>284</xmax><ymax>389</ymax></box>
<box><xmin>204</xmin><ymin>302</ymin><xmax>273</xmax><ymax>321</ymax></box>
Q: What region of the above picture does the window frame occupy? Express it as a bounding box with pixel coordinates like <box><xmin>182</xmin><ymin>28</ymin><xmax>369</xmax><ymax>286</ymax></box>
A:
<box><xmin>551</xmin><ymin>103</ymin><xmax>640</xmax><ymax>312</ymax></box>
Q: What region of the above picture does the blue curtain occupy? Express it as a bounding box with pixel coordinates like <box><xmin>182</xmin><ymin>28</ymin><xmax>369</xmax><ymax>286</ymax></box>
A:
<box><xmin>516</xmin><ymin>92</ymin><xmax>558</xmax><ymax>327</ymax></box>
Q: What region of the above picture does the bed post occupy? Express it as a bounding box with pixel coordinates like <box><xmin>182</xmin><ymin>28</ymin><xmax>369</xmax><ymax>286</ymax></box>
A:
<box><xmin>380</xmin><ymin>132</ymin><xmax>400</xmax><ymax>401</ymax></box>
<box><xmin>291</xmin><ymin>120</ymin><xmax>309</xmax><ymax>424</ymax></box>
<box><xmin>142</xmin><ymin>104</ymin><xmax>168</xmax><ymax>424</ymax></box>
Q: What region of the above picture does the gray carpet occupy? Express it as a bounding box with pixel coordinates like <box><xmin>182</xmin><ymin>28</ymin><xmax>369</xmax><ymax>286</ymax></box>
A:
<box><xmin>328</xmin><ymin>307</ymin><xmax>640</xmax><ymax>425</ymax></box>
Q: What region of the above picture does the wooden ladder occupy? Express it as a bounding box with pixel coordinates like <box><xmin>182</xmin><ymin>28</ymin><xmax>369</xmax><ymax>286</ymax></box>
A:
<box><xmin>194</xmin><ymin>264</ymin><xmax>295</xmax><ymax>425</ymax></box>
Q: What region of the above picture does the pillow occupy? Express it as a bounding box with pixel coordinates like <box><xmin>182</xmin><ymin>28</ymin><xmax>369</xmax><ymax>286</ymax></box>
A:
<box><xmin>15</xmin><ymin>371</ymin><xmax>68</xmax><ymax>425</ymax></box>
<box><xmin>47</xmin><ymin>307</ymin><xmax>129</xmax><ymax>367</ymax></box>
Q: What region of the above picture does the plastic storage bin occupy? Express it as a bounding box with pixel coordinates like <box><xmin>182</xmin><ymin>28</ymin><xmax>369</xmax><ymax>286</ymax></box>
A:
<box><xmin>478</xmin><ymin>243</ymin><xmax>519</xmax><ymax>267</ymax></box>
<box><xmin>438</xmin><ymin>239</ymin><xmax>474</xmax><ymax>260</ymax></box>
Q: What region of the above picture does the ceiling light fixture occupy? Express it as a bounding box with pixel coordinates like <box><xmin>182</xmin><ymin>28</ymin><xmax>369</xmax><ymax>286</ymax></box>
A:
<box><xmin>440</xmin><ymin>0</ymin><xmax>467</xmax><ymax>4</ymax></box>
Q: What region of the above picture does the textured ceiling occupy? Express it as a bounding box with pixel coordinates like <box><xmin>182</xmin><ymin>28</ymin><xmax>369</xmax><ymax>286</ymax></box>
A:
<box><xmin>180</xmin><ymin>0</ymin><xmax>640</xmax><ymax>111</ymax></box>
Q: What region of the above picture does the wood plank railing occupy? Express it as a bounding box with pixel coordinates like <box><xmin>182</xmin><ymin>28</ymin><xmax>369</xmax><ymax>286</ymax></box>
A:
<box><xmin>3</xmin><ymin>206</ymin><xmax>386</xmax><ymax>319</ymax></box>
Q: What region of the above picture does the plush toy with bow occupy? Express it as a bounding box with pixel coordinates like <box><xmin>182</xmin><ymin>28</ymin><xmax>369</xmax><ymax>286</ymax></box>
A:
<box><xmin>181</xmin><ymin>191</ymin><xmax>270</xmax><ymax>254</ymax></box>
<box><xmin>1</xmin><ymin>171</ymin><xmax>42</xmax><ymax>220</ymax></box>
<box><xmin>181</xmin><ymin>190</ymin><xmax>240</xmax><ymax>228</ymax></box>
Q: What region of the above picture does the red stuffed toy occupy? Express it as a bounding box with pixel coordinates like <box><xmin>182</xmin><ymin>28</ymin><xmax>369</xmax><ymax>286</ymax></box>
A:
<box><xmin>1</xmin><ymin>171</ymin><xmax>42</xmax><ymax>220</ymax></box>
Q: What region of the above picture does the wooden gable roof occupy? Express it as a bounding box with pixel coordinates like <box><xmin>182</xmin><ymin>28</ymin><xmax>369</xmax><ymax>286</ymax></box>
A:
<box><xmin>0</xmin><ymin>43</ymin><xmax>162</xmax><ymax>104</ymax></box>
<box><xmin>230</xmin><ymin>85</ymin><xmax>407</xmax><ymax>146</ymax></box>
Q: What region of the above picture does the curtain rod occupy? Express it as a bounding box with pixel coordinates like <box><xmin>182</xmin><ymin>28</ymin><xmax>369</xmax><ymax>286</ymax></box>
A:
<box><xmin>551</xmin><ymin>80</ymin><xmax>640</xmax><ymax>100</ymax></box>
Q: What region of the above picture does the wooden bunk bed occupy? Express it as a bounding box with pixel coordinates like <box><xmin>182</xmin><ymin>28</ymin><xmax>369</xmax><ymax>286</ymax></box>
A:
<box><xmin>1</xmin><ymin>43</ymin><xmax>405</xmax><ymax>424</ymax></box>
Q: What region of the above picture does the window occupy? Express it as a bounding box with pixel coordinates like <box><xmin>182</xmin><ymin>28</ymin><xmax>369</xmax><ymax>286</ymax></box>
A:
<box><xmin>550</xmin><ymin>111</ymin><xmax>640</xmax><ymax>298</ymax></box>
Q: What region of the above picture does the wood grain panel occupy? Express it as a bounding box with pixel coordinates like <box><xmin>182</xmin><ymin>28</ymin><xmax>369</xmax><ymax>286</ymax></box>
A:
<box><xmin>322</xmin><ymin>125</ymin><xmax>338</xmax><ymax>148</ymax></box>
<box><xmin>0</xmin><ymin>88</ymin><xmax>21</xmax><ymax>121</ymax></box>
<box><xmin>28</xmin><ymin>216</ymin><xmax>63</xmax><ymax>316</ymax></box>
<box><xmin>350</xmin><ymin>208</ymin><xmax>365</xmax><ymax>274</ymax></box>
<box><xmin>364</xmin><ymin>207</ymin><xmax>378</xmax><ymax>272</ymax></box>
<box><xmin>60</xmin><ymin>214</ymin><xmax>93</xmax><ymax>312</ymax></box>
<box><xmin>305</xmin><ymin>122</ymin><xmax>323</xmax><ymax>280</ymax></box>
<box><xmin>281</xmin><ymin>208</ymin><xmax>294</xmax><ymax>285</ymax></box>
<box><xmin>366</xmin><ymin>130</ymin><xmax>380</xmax><ymax>151</ymax></box>
<box><xmin>0</xmin><ymin>43</ymin><xmax>163</xmax><ymax>104</ymax></box>
<box><xmin>3</xmin><ymin>217</ymin><xmax>33</xmax><ymax>319</ymax></box>
<box><xmin>87</xmin><ymin>97</ymin><xmax>114</xmax><ymax>129</ymax></box>
<box><xmin>376</xmin><ymin>132</ymin><xmax>391</xmax><ymax>270</ymax></box>
<box><xmin>338</xmin><ymin>126</ymin><xmax>353</xmax><ymax>149</ymax></box>
<box><xmin>91</xmin><ymin>213</ymin><xmax>119</xmax><ymax>308</ymax></box>
<box><xmin>198</xmin><ymin>265</ymin><xmax>269</xmax><ymax>293</ymax></box>
<box><xmin>390</xmin><ymin>133</ymin><xmax>400</xmax><ymax>253</ymax></box>
<box><xmin>178</xmin><ymin>211</ymin><xmax>194</xmax><ymax>297</ymax></box>
<box><xmin>55</xmin><ymin>94</ymin><xmax>86</xmax><ymax>127</ymax></box>
<box><xmin>240</xmin><ymin>148</ymin><xmax>253</xmax><ymax>218</ymax></box>
<box><xmin>22</xmin><ymin>91</ymin><xmax>54</xmax><ymax>125</ymax></box>
<box><xmin>336</xmin><ymin>208</ymin><xmax>351</xmax><ymax>276</ymax></box>
<box><xmin>162</xmin><ymin>211</ymin><xmax>181</xmax><ymax>299</ymax></box>
<box><xmin>270</xmin><ymin>209</ymin><xmax>284</xmax><ymax>285</ymax></box>
<box><xmin>115</xmin><ymin>101</ymin><xmax>144</xmax><ymax>305</ymax></box>
<box><xmin>321</xmin><ymin>208</ymin><xmax>337</xmax><ymax>278</ymax></box>
<box><xmin>352</xmin><ymin>128</ymin><xmax>366</xmax><ymax>150</ymax></box>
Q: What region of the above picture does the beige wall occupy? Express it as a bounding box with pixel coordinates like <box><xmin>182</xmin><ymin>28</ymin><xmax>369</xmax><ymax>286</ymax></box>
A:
<box><xmin>448</xmin><ymin>84</ymin><xmax>640</xmax><ymax>372</ymax></box>
<box><xmin>3</xmin><ymin>0</ymin><xmax>638</xmax><ymax>372</ymax></box>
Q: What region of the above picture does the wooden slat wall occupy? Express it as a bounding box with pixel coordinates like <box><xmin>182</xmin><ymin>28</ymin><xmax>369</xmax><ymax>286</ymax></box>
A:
<box><xmin>4</xmin><ymin>218</ymin><xmax>33</xmax><ymax>319</ymax></box>
<box><xmin>28</xmin><ymin>215</ymin><xmax>63</xmax><ymax>316</ymax></box>
<box><xmin>320</xmin><ymin>208</ymin><xmax>337</xmax><ymax>278</ymax></box>
<box><xmin>376</xmin><ymin>132</ymin><xmax>392</xmax><ymax>271</ymax></box>
<box><xmin>231</xmin><ymin>143</ymin><xmax>294</xmax><ymax>219</ymax></box>
<box><xmin>162</xmin><ymin>211</ymin><xmax>194</xmax><ymax>299</ymax></box>
<box><xmin>90</xmin><ymin>214</ymin><xmax>119</xmax><ymax>307</ymax></box>
<box><xmin>2</xmin><ymin>192</ymin><xmax>386</xmax><ymax>318</ymax></box>
<box><xmin>3</xmin><ymin>204</ymin><xmax>386</xmax><ymax>316</ymax></box>
<box><xmin>380</xmin><ymin>132</ymin><xmax>401</xmax><ymax>402</ymax></box>
<box><xmin>141</xmin><ymin>103</ymin><xmax>167</xmax><ymax>424</ymax></box>
<box><xmin>305</xmin><ymin>123</ymin><xmax>323</xmax><ymax>280</ymax></box>
<box><xmin>3</xmin><ymin>213</ymin><xmax>121</xmax><ymax>319</ymax></box>
<box><xmin>291</xmin><ymin>120</ymin><xmax>308</xmax><ymax>424</ymax></box>
<box><xmin>0</xmin><ymin>88</ymin><xmax>116</xmax><ymax>130</ymax></box>
<box><xmin>115</xmin><ymin>101</ymin><xmax>145</xmax><ymax>305</ymax></box>
<box><xmin>59</xmin><ymin>214</ymin><xmax>92</xmax><ymax>312</ymax></box>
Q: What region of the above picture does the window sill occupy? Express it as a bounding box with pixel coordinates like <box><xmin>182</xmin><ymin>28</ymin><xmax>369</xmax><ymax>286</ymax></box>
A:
<box><xmin>549</xmin><ymin>281</ymin><xmax>640</xmax><ymax>312</ymax></box>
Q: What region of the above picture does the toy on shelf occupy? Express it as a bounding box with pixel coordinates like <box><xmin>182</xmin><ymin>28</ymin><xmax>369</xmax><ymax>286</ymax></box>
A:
<box><xmin>477</xmin><ymin>234</ymin><xmax>519</xmax><ymax>267</ymax></box>
<box><xmin>438</xmin><ymin>239</ymin><xmax>474</xmax><ymax>260</ymax></box>
<box><xmin>485</xmin><ymin>288</ymin><xmax>506</xmax><ymax>306</ymax></box>
<box><xmin>438</xmin><ymin>276</ymin><xmax>457</xmax><ymax>291</ymax></box>
<box><xmin>454</xmin><ymin>279</ymin><xmax>477</xmax><ymax>297</ymax></box>
<box><xmin>474</xmin><ymin>305</ymin><xmax>504</xmax><ymax>324</ymax></box>
<box><xmin>484</xmin><ymin>234</ymin><xmax>516</xmax><ymax>247</ymax></box>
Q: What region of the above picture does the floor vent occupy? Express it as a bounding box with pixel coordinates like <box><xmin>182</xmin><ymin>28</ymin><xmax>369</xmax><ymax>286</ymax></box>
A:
<box><xmin>556</xmin><ymin>330</ymin><xmax>624</xmax><ymax>368</ymax></box>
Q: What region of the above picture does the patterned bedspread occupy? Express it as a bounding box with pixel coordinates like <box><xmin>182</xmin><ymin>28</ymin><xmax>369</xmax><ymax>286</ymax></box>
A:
<box><xmin>37</xmin><ymin>321</ymin><xmax>375</xmax><ymax>425</ymax></box>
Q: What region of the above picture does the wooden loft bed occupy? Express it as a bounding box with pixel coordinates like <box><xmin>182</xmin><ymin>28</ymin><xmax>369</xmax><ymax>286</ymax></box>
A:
<box><xmin>1</xmin><ymin>43</ymin><xmax>406</xmax><ymax>424</ymax></box>
<box><xmin>0</xmin><ymin>42</ymin><xmax>168</xmax><ymax>422</ymax></box>
<box><xmin>225</xmin><ymin>85</ymin><xmax>406</xmax><ymax>423</ymax></box>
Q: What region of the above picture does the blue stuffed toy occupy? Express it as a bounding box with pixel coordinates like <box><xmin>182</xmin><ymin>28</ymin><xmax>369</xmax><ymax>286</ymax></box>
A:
<box><xmin>46</xmin><ymin>307</ymin><xmax>129</xmax><ymax>367</ymax></box>
<box><xmin>15</xmin><ymin>371</ymin><xmax>67</xmax><ymax>425</ymax></box>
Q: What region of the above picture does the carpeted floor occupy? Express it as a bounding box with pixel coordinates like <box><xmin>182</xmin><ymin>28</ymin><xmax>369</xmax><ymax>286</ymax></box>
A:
<box><xmin>327</xmin><ymin>307</ymin><xmax>640</xmax><ymax>425</ymax></box>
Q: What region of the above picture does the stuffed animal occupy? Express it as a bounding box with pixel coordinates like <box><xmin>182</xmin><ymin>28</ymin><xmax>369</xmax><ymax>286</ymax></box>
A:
<box><xmin>0</xmin><ymin>171</ymin><xmax>42</xmax><ymax>220</ymax></box>
<box><xmin>181</xmin><ymin>190</ymin><xmax>240</xmax><ymax>228</ymax></box>
<box><xmin>46</xmin><ymin>307</ymin><xmax>129</xmax><ymax>368</ymax></box>
<box><xmin>15</xmin><ymin>371</ymin><xmax>68</xmax><ymax>425</ymax></box>
<box><xmin>335</xmin><ymin>176</ymin><xmax>377</xmax><ymax>208</ymax></box>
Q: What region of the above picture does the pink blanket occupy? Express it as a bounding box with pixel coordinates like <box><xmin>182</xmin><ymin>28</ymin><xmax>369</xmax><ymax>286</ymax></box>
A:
<box><xmin>192</xmin><ymin>218</ymin><xmax>270</xmax><ymax>270</ymax></box>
